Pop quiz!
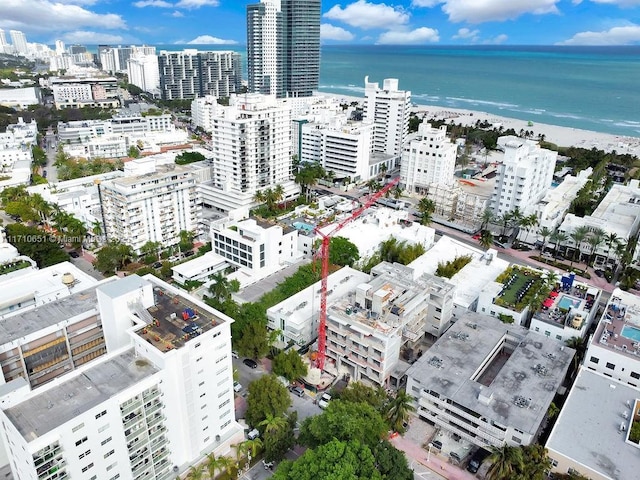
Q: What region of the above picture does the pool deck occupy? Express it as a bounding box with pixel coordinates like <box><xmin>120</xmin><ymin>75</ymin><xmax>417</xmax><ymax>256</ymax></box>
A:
<box><xmin>594</xmin><ymin>301</ymin><xmax>640</xmax><ymax>358</ymax></box>
<box><xmin>535</xmin><ymin>284</ymin><xmax>596</xmax><ymax>328</ymax></box>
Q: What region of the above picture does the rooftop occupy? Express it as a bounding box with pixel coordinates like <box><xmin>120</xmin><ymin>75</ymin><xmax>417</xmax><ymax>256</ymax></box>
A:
<box><xmin>493</xmin><ymin>265</ymin><xmax>548</xmax><ymax>313</ymax></box>
<box><xmin>534</xmin><ymin>279</ymin><xmax>599</xmax><ymax>329</ymax></box>
<box><xmin>546</xmin><ymin>368</ymin><xmax>640</xmax><ymax>480</ymax></box>
<box><xmin>133</xmin><ymin>282</ymin><xmax>228</xmax><ymax>352</ymax></box>
<box><xmin>0</xmin><ymin>281</ymin><xmax>109</xmax><ymax>345</ymax></box>
<box><xmin>4</xmin><ymin>349</ymin><xmax>158</xmax><ymax>441</ymax></box>
<box><xmin>407</xmin><ymin>312</ymin><xmax>574</xmax><ymax>434</ymax></box>
<box><xmin>592</xmin><ymin>288</ymin><xmax>640</xmax><ymax>359</ymax></box>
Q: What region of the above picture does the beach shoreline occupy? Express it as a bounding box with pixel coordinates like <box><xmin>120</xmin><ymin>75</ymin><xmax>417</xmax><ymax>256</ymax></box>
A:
<box><xmin>316</xmin><ymin>91</ymin><xmax>640</xmax><ymax>157</ymax></box>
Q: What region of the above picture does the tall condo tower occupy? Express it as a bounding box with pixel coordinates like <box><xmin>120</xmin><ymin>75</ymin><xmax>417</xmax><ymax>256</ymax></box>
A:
<box><xmin>247</xmin><ymin>0</ymin><xmax>320</xmax><ymax>98</ymax></box>
<box><xmin>9</xmin><ymin>30</ymin><xmax>28</xmax><ymax>55</ymax></box>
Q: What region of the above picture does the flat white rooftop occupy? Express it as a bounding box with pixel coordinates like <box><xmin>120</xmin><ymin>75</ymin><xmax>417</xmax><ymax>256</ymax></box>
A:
<box><xmin>172</xmin><ymin>251</ymin><xmax>228</xmax><ymax>279</ymax></box>
<box><xmin>4</xmin><ymin>349</ymin><xmax>158</xmax><ymax>441</ymax></box>
<box><xmin>546</xmin><ymin>368</ymin><xmax>640</xmax><ymax>480</ymax></box>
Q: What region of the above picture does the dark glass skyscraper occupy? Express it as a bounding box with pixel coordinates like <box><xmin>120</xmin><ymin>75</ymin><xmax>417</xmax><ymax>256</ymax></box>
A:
<box><xmin>247</xmin><ymin>0</ymin><xmax>320</xmax><ymax>98</ymax></box>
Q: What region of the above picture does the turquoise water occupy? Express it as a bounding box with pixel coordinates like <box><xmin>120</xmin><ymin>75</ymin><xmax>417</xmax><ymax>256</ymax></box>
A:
<box><xmin>621</xmin><ymin>325</ymin><xmax>640</xmax><ymax>342</ymax></box>
<box><xmin>558</xmin><ymin>296</ymin><xmax>581</xmax><ymax>310</ymax></box>
<box><xmin>292</xmin><ymin>221</ymin><xmax>314</xmax><ymax>233</ymax></box>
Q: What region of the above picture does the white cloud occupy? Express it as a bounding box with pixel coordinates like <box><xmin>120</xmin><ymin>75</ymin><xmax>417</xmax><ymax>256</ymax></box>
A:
<box><xmin>441</xmin><ymin>0</ymin><xmax>560</xmax><ymax>23</ymax></box>
<box><xmin>587</xmin><ymin>0</ymin><xmax>640</xmax><ymax>6</ymax></box>
<box><xmin>175</xmin><ymin>0</ymin><xmax>219</xmax><ymax>8</ymax></box>
<box><xmin>171</xmin><ymin>10</ymin><xmax>184</xmax><ymax>17</ymax></box>
<box><xmin>558</xmin><ymin>24</ymin><xmax>640</xmax><ymax>45</ymax></box>
<box><xmin>0</xmin><ymin>0</ymin><xmax>126</xmax><ymax>33</ymax></box>
<box><xmin>484</xmin><ymin>33</ymin><xmax>508</xmax><ymax>44</ymax></box>
<box><xmin>453</xmin><ymin>27</ymin><xmax>480</xmax><ymax>41</ymax></box>
<box><xmin>324</xmin><ymin>1</ymin><xmax>410</xmax><ymax>30</ymax></box>
<box><xmin>411</xmin><ymin>0</ymin><xmax>441</xmax><ymax>6</ymax></box>
<box><xmin>133</xmin><ymin>0</ymin><xmax>173</xmax><ymax>7</ymax></box>
<box><xmin>186</xmin><ymin>35</ymin><xmax>237</xmax><ymax>44</ymax></box>
<box><xmin>321</xmin><ymin>24</ymin><xmax>355</xmax><ymax>41</ymax></box>
<box><xmin>377</xmin><ymin>27</ymin><xmax>439</xmax><ymax>44</ymax></box>
<box><xmin>60</xmin><ymin>31</ymin><xmax>126</xmax><ymax>44</ymax></box>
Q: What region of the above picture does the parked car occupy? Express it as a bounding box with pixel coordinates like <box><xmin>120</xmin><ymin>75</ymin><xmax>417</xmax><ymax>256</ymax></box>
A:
<box><xmin>247</xmin><ymin>428</ymin><xmax>260</xmax><ymax>440</ymax></box>
<box><xmin>69</xmin><ymin>251</ymin><xmax>80</xmax><ymax>258</ymax></box>
<box><xmin>184</xmin><ymin>250</ymin><xmax>195</xmax><ymax>257</ymax></box>
<box><xmin>289</xmin><ymin>385</ymin><xmax>305</xmax><ymax>397</ymax></box>
<box><xmin>449</xmin><ymin>451</ymin><xmax>461</xmax><ymax>463</ymax></box>
<box><xmin>232</xmin><ymin>350</ymin><xmax>239</xmax><ymax>359</ymax></box>
<box><xmin>243</xmin><ymin>358</ymin><xmax>258</xmax><ymax>369</ymax></box>
<box><xmin>262</xmin><ymin>459</ymin><xmax>274</xmax><ymax>470</ymax></box>
<box><xmin>431</xmin><ymin>440</ymin><xmax>443</xmax><ymax>451</ymax></box>
<box><xmin>467</xmin><ymin>447</ymin><xmax>490</xmax><ymax>473</ymax></box>
<box><xmin>318</xmin><ymin>392</ymin><xmax>332</xmax><ymax>408</ymax></box>
<box><xmin>152</xmin><ymin>261</ymin><xmax>163</xmax><ymax>269</ymax></box>
<box><xmin>233</xmin><ymin>381</ymin><xmax>242</xmax><ymax>393</ymax></box>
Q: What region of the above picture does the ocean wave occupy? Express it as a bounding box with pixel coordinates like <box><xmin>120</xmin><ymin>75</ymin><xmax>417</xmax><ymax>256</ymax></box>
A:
<box><xmin>445</xmin><ymin>96</ymin><xmax>520</xmax><ymax>109</ymax></box>
<box><xmin>318</xmin><ymin>84</ymin><xmax>365</xmax><ymax>94</ymax></box>
<box><xmin>613</xmin><ymin>121</ymin><xmax>640</xmax><ymax>128</ymax></box>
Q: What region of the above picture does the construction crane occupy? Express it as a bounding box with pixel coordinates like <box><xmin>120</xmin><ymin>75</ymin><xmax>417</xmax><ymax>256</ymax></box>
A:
<box><xmin>314</xmin><ymin>176</ymin><xmax>401</xmax><ymax>370</ymax></box>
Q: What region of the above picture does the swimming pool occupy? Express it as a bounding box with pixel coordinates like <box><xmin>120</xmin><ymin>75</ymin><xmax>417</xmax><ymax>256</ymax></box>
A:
<box><xmin>621</xmin><ymin>325</ymin><xmax>640</xmax><ymax>342</ymax></box>
<box><xmin>558</xmin><ymin>296</ymin><xmax>581</xmax><ymax>311</ymax></box>
<box><xmin>292</xmin><ymin>221</ymin><xmax>315</xmax><ymax>233</ymax></box>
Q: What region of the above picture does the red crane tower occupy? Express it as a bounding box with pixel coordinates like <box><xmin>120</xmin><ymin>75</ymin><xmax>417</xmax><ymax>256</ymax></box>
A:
<box><xmin>314</xmin><ymin>177</ymin><xmax>401</xmax><ymax>370</ymax></box>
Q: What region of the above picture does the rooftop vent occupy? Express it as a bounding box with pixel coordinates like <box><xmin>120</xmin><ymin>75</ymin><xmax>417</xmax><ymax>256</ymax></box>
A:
<box><xmin>466</xmin><ymin>322</ymin><xmax>478</xmax><ymax>329</ymax></box>
<box><xmin>428</xmin><ymin>356</ymin><xmax>443</xmax><ymax>368</ymax></box>
<box><xmin>62</xmin><ymin>272</ymin><xmax>75</xmax><ymax>286</ymax></box>
<box><xmin>533</xmin><ymin>363</ymin><xmax>548</xmax><ymax>377</ymax></box>
<box><xmin>514</xmin><ymin>396</ymin><xmax>531</xmax><ymax>408</ymax></box>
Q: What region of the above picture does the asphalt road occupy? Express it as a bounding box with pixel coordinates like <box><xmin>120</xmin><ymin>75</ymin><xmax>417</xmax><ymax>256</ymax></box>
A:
<box><xmin>44</xmin><ymin>132</ymin><xmax>59</xmax><ymax>182</ymax></box>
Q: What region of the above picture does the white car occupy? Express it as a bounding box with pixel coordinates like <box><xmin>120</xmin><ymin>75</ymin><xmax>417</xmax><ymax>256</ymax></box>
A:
<box><xmin>318</xmin><ymin>392</ymin><xmax>332</xmax><ymax>409</ymax></box>
<box><xmin>233</xmin><ymin>381</ymin><xmax>242</xmax><ymax>393</ymax></box>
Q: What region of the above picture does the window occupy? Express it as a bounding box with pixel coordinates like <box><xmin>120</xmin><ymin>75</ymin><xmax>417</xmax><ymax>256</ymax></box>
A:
<box><xmin>72</xmin><ymin>423</ymin><xmax>85</xmax><ymax>433</ymax></box>
<box><xmin>78</xmin><ymin>449</ymin><xmax>91</xmax><ymax>460</ymax></box>
<box><xmin>631</xmin><ymin>372</ymin><xmax>640</xmax><ymax>380</ymax></box>
<box><xmin>511</xmin><ymin>436</ymin><xmax>521</xmax><ymax>444</ymax></box>
<box><xmin>101</xmin><ymin>437</ymin><xmax>112</xmax><ymax>446</ymax></box>
<box><xmin>590</xmin><ymin>356</ymin><xmax>599</xmax><ymax>364</ymax></box>
<box><xmin>95</xmin><ymin>410</ymin><xmax>107</xmax><ymax>419</ymax></box>
<box><xmin>98</xmin><ymin>424</ymin><xmax>109</xmax><ymax>433</ymax></box>
<box><xmin>550</xmin><ymin>459</ymin><xmax>558</xmax><ymax>467</ymax></box>
<box><xmin>75</xmin><ymin>436</ymin><xmax>88</xmax><ymax>447</ymax></box>
<box><xmin>81</xmin><ymin>463</ymin><xmax>94</xmax><ymax>473</ymax></box>
<box><xmin>104</xmin><ymin>450</ymin><xmax>114</xmax><ymax>459</ymax></box>
<box><xmin>606</xmin><ymin>362</ymin><xmax>615</xmax><ymax>370</ymax></box>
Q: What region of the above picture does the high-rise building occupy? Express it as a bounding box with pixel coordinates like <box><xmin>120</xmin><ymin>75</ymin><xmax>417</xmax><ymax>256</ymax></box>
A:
<box><xmin>158</xmin><ymin>50</ymin><xmax>242</xmax><ymax>100</ymax></box>
<box><xmin>69</xmin><ymin>44</ymin><xmax>87</xmax><ymax>54</ymax></box>
<box><xmin>54</xmin><ymin>40</ymin><xmax>65</xmax><ymax>55</ymax></box>
<box><xmin>9</xmin><ymin>30</ymin><xmax>28</xmax><ymax>55</ymax></box>
<box><xmin>128</xmin><ymin>53</ymin><xmax>160</xmax><ymax>94</ymax></box>
<box><xmin>363</xmin><ymin>77</ymin><xmax>412</xmax><ymax>158</ymax></box>
<box><xmin>489</xmin><ymin>136</ymin><xmax>557</xmax><ymax>216</ymax></box>
<box><xmin>247</xmin><ymin>0</ymin><xmax>320</xmax><ymax>99</ymax></box>
<box><xmin>401</xmin><ymin>123</ymin><xmax>457</xmax><ymax>194</ymax></box>
<box><xmin>0</xmin><ymin>30</ymin><xmax>8</xmax><ymax>54</ymax></box>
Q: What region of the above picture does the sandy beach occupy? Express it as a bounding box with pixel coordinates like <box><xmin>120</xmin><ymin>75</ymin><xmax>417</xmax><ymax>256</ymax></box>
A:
<box><xmin>317</xmin><ymin>92</ymin><xmax>640</xmax><ymax>157</ymax></box>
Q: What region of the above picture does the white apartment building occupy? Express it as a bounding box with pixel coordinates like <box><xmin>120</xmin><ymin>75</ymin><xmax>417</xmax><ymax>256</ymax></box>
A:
<box><xmin>0</xmin><ymin>118</ymin><xmax>37</xmax><ymax>189</ymax></box>
<box><xmin>401</xmin><ymin>123</ymin><xmax>457</xmax><ymax>193</ymax></box>
<box><xmin>584</xmin><ymin>288</ymin><xmax>640</xmax><ymax>388</ymax></box>
<box><xmin>546</xmin><ymin>368</ymin><xmax>640</xmax><ymax>480</ymax></box>
<box><xmin>326</xmin><ymin>263</ymin><xmax>455</xmax><ymax>386</ymax></box>
<box><xmin>299</xmin><ymin>115</ymin><xmax>375</xmax><ymax>181</ymax></box>
<box><xmin>423</xmin><ymin>182</ymin><xmax>491</xmax><ymax>231</ymax></box>
<box><xmin>363</xmin><ymin>76</ymin><xmax>411</xmax><ymax>158</ymax></box>
<box><xmin>0</xmin><ymin>274</ymin><xmax>243</xmax><ymax>480</ymax></box>
<box><xmin>58</xmin><ymin>114</ymin><xmax>175</xmax><ymax>144</ymax></box>
<box><xmin>557</xmin><ymin>180</ymin><xmax>640</xmax><ymax>266</ymax></box>
<box><xmin>267</xmin><ymin>266</ymin><xmax>370</xmax><ymax>349</ymax></box>
<box><xmin>99</xmin><ymin>165</ymin><xmax>198</xmax><ymax>253</ymax></box>
<box><xmin>9</xmin><ymin>31</ymin><xmax>28</xmax><ymax>55</ymax></box>
<box><xmin>49</xmin><ymin>54</ymin><xmax>73</xmax><ymax>73</ymax></box>
<box><xmin>247</xmin><ymin>0</ymin><xmax>280</xmax><ymax>97</ymax></box>
<box><xmin>193</xmin><ymin>94</ymin><xmax>297</xmax><ymax>216</ymax></box>
<box><xmin>489</xmin><ymin>136</ymin><xmax>557</xmax><ymax>216</ymax></box>
<box><xmin>0</xmin><ymin>262</ymin><xmax>97</xmax><ymax>320</ymax></box>
<box><xmin>0</xmin><ymin>87</ymin><xmax>41</xmax><ymax>109</ymax></box>
<box><xmin>49</xmin><ymin>76</ymin><xmax>119</xmax><ymax>109</ymax></box>
<box><xmin>523</xmin><ymin>169</ymin><xmax>591</xmax><ymax>244</ymax></box>
<box><xmin>406</xmin><ymin>312</ymin><xmax>573</xmax><ymax>448</ymax></box>
<box><xmin>408</xmin><ymin>237</ymin><xmax>509</xmax><ymax>318</ymax></box>
<box><xmin>128</xmin><ymin>53</ymin><xmax>160</xmax><ymax>95</ymax></box>
<box><xmin>211</xmin><ymin>218</ymin><xmax>301</xmax><ymax>274</ymax></box>
<box><xmin>0</xmin><ymin>30</ymin><xmax>8</xmax><ymax>54</ymax></box>
<box><xmin>529</xmin><ymin>274</ymin><xmax>601</xmax><ymax>343</ymax></box>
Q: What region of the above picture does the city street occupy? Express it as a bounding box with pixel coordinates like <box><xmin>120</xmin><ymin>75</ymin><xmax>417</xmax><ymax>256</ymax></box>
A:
<box><xmin>44</xmin><ymin>130</ymin><xmax>59</xmax><ymax>182</ymax></box>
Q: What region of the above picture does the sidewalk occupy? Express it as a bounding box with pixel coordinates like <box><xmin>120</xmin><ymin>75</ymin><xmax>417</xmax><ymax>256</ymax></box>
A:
<box><xmin>390</xmin><ymin>435</ymin><xmax>477</xmax><ymax>480</ymax></box>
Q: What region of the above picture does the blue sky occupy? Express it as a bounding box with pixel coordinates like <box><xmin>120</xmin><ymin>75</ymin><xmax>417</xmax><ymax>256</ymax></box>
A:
<box><xmin>1</xmin><ymin>1</ymin><xmax>640</xmax><ymax>47</ymax></box>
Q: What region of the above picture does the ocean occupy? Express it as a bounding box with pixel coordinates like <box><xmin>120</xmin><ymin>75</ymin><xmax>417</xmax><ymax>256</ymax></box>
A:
<box><xmin>138</xmin><ymin>45</ymin><xmax>640</xmax><ymax>137</ymax></box>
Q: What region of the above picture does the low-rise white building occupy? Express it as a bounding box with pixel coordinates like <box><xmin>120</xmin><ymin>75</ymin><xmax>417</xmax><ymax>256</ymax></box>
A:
<box><xmin>401</xmin><ymin>123</ymin><xmax>457</xmax><ymax>194</ymax></box>
<box><xmin>529</xmin><ymin>274</ymin><xmax>601</xmax><ymax>343</ymax></box>
<box><xmin>406</xmin><ymin>312</ymin><xmax>573</xmax><ymax>448</ymax></box>
<box><xmin>266</xmin><ymin>266</ymin><xmax>370</xmax><ymax>349</ymax></box>
<box><xmin>408</xmin><ymin>236</ymin><xmax>509</xmax><ymax>318</ymax></box>
<box><xmin>423</xmin><ymin>180</ymin><xmax>492</xmax><ymax>231</ymax></box>
<box><xmin>557</xmin><ymin>180</ymin><xmax>640</xmax><ymax>266</ymax></box>
<box><xmin>0</xmin><ymin>87</ymin><xmax>40</xmax><ymax>109</ymax></box>
<box><xmin>584</xmin><ymin>288</ymin><xmax>640</xmax><ymax>388</ymax></box>
<box><xmin>546</xmin><ymin>368</ymin><xmax>640</xmax><ymax>480</ymax></box>
<box><xmin>0</xmin><ymin>118</ymin><xmax>37</xmax><ymax>189</ymax></box>
<box><xmin>171</xmin><ymin>251</ymin><xmax>228</xmax><ymax>285</ymax></box>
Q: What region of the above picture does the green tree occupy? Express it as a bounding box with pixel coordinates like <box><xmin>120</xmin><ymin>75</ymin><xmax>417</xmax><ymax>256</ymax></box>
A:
<box><xmin>337</xmin><ymin>382</ymin><xmax>388</xmax><ymax>414</ymax></box>
<box><xmin>94</xmin><ymin>241</ymin><xmax>133</xmax><ymax>274</ymax></box>
<box><xmin>549</xmin><ymin>230</ymin><xmax>568</xmax><ymax>258</ymax></box>
<box><xmin>127</xmin><ymin>145</ymin><xmax>140</xmax><ymax>158</ymax></box>
<box><xmin>329</xmin><ymin>236</ymin><xmax>360</xmax><ymax>267</ymax></box>
<box><xmin>417</xmin><ymin>197</ymin><xmax>435</xmax><ymax>225</ymax></box>
<box><xmin>569</xmin><ymin>226</ymin><xmax>589</xmax><ymax>266</ymax></box>
<box><xmin>298</xmin><ymin>400</ymin><xmax>387</xmax><ymax>449</ymax></box>
<box><xmin>260</xmin><ymin>412</ymin><xmax>296</xmax><ymax>462</ymax></box>
<box><xmin>245</xmin><ymin>375</ymin><xmax>291</xmax><ymax>428</ymax></box>
<box><xmin>271</xmin><ymin>439</ymin><xmax>383</xmax><ymax>480</ymax></box>
<box><xmin>205</xmin><ymin>453</ymin><xmax>224</xmax><ymax>479</ymax></box>
<box><xmin>5</xmin><ymin>223</ymin><xmax>69</xmax><ymax>267</ymax></box>
<box><xmin>4</xmin><ymin>200</ymin><xmax>38</xmax><ymax>223</ymax></box>
<box><xmin>486</xmin><ymin>444</ymin><xmax>524</xmax><ymax>480</ymax></box>
<box><xmin>480</xmin><ymin>208</ymin><xmax>494</xmax><ymax>232</ymax></box>
<box><xmin>384</xmin><ymin>391</ymin><xmax>415</xmax><ymax>434</ymax></box>
<box><xmin>538</xmin><ymin>226</ymin><xmax>552</xmax><ymax>253</ymax></box>
<box><xmin>178</xmin><ymin>229</ymin><xmax>194</xmax><ymax>253</ymax></box>
<box><xmin>480</xmin><ymin>230</ymin><xmax>494</xmax><ymax>250</ymax></box>
<box><xmin>186</xmin><ymin>464</ymin><xmax>205</xmax><ymax>480</ymax></box>
<box><xmin>208</xmin><ymin>271</ymin><xmax>232</xmax><ymax>303</ymax></box>
<box><xmin>235</xmin><ymin>320</ymin><xmax>270</xmax><ymax>360</ymax></box>
<box><xmin>587</xmin><ymin>227</ymin><xmax>606</xmax><ymax>267</ymax></box>
<box><xmin>373</xmin><ymin>440</ymin><xmax>413</xmax><ymax>480</ymax></box>
<box><xmin>31</xmin><ymin>144</ymin><xmax>47</xmax><ymax>167</ymax></box>
<box><xmin>140</xmin><ymin>240</ymin><xmax>161</xmax><ymax>263</ymax></box>
<box><xmin>272</xmin><ymin>349</ymin><xmax>308</xmax><ymax>382</ymax></box>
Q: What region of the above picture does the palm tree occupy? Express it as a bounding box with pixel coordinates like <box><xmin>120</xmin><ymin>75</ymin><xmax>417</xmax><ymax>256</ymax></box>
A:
<box><xmin>366</xmin><ymin>179</ymin><xmax>381</xmax><ymax>193</ymax></box>
<box><xmin>480</xmin><ymin>209</ymin><xmax>494</xmax><ymax>232</ymax></box>
<box><xmin>521</xmin><ymin>214</ymin><xmax>538</xmax><ymax>245</ymax></box>
<box><xmin>259</xmin><ymin>413</ymin><xmax>288</xmax><ymax>435</ymax></box>
<box><xmin>547</xmin><ymin>402</ymin><xmax>560</xmax><ymax>420</ymax></box>
<box><xmin>549</xmin><ymin>230</ymin><xmax>568</xmax><ymax>258</ymax></box>
<box><xmin>385</xmin><ymin>391</ymin><xmax>416</xmax><ymax>434</ymax></box>
<box><xmin>253</xmin><ymin>190</ymin><xmax>266</xmax><ymax>205</ymax></box>
<box><xmin>565</xmin><ymin>336</ymin><xmax>586</xmax><ymax>372</ymax></box>
<box><xmin>186</xmin><ymin>464</ymin><xmax>205</xmax><ymax>480</ymax></box>
<box><xmin>206</xmin><ymin>453</ymin><xmax>224</xmax><ymax>479</ymax></box>
<box><xmin>274</xmin><ymin>184</ymin><xmax>285</xmax><ymax>208</ymax></box>
<box><xmin>605</xmin><ymin>232</ymin><xmax>619</xmax><ymax>267</ymax></box>
<box><xmin>538</xmin><ymin>226</ymin><xmax>552</xmax><ymax>253</ymax></box>
<box><xmin>216</xmin><ymin>456</ymin><xmax>236</xmax><ymax>477</ymax></box>
<box><xmin>587</xmin><ymin>228</ymin><xmax>606</xmax><ymax>267</ymax></box>
<box><xmin>378</xmin><ymin>163</ymin><xmax>388</xmax><ymax>179</ymax></box>
<box><xmin>208</xmin><ymin>272</ymin><xmax>232</xmax><ymax>303</ymax></box>
<box><xmin>486</xmin><ymin>444</ymin><xmax>524</xmax><ymax>480</ymax></box>
<box><xmin>569</xmin><ymin>226</ymin><xmax>589</xmax><ymax>266</ymax></box>
<box><xmin>392</xmin><ymin>185</ymin><xmax>403</xmax><ymax>200</ymax></box>
<box><xmin>480</xmin><ymin>230</ymin><xmax>494</xmax><ymax>250</ymax></box>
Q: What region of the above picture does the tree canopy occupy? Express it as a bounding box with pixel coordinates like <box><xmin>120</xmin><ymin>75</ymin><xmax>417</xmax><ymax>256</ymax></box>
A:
<box><xmin>5</xmin><ymin>223</ymin><xmax>69</xmax><ymax>267</ymax></box>
<box><xmin>245</xmin><ymin>375</ymin><xmax>291</xmax><ymax>428</ymax></box>
<box><xmin>272</xmin><ymin>349</ymin><xmax>308</xmax><ymax>382</ymax></box>
<box><xmin>328</xmin><ymin>236</ymin><xmax>360</xmax><ymax>267</ymax></box>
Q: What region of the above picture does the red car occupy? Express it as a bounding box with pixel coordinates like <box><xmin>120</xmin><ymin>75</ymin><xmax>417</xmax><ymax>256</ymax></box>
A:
<box><xmin>472</xmin><ymin>234</ymin><xmax>481</xmax><ymax>240</ymax></box>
